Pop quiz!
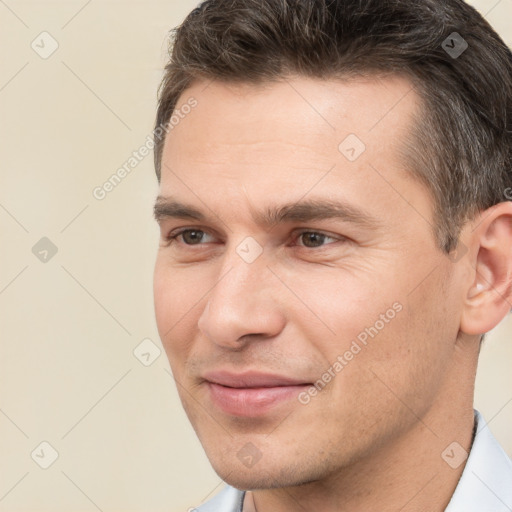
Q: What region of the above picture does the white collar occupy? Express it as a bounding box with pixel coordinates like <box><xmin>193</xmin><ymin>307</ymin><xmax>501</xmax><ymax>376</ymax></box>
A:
<box><xmin>445</xmin><ymin>409</ymin><xmax>512</xmax><ymax>511</ymax></box>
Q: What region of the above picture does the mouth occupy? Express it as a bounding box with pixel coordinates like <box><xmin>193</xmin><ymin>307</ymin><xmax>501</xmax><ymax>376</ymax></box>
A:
<box><xmin>202</xmin><ymin>371</ymin><xmax>313</xmax><ymax>417</ymax></box>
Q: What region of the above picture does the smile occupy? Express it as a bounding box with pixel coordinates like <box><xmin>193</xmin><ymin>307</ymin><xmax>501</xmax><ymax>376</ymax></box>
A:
<box><xmin>203</xmin><ymin>371</ymin><xmax>312</xmax><ymax>417</ymax></box>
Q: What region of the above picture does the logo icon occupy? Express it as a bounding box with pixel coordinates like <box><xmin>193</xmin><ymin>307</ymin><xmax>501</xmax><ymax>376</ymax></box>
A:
<box><xmin>31</xmin><ymin>32</ymin><xmax>59</xmax><ymax>59</ymax></box>
<box><xmin>237</xmin><ymin>442</ymin><xmax>262</xmax><ymax>468</ymax></box>
<box><xmin>133</xmin><ymin>338</ymin><xmax>161</xmax><ymax>366</ymax></box>
<box><xmin>447</xmin><ymin>242</ymin><xmax>468</xmax><ymax>263</ymax></box>
<box><xmin>32</xmin><ymin>237</ymin><xmax>58</xmax><ymax>263</ymax></box>
<box><xmin>31</xmin><ymin>441</ymin><xmax>59</xmax><ymax>469</ymax></box>
<box><xmin>338</xmin><ymin>134</ymin><xmax>366</xmax><ymax>162</ymax></box>
<box><xmin>441</xmin><ymin>441</ymin><xmax>468</xmax><ymax>469</ymax></box>
<box><xmin>236</xmin><ymin>237</ymin><xmax>263</xmax><ymax>264</ymax></box>
<box><xmin>442</xmin><ymin>33</ymin><xmax>468</xmax><ymax>59</ymax></box>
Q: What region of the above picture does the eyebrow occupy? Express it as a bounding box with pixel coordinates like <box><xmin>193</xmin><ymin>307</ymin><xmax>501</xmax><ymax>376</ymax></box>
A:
<box><xmin>153</xmin><ymin>196</ymin><xmax>381</xmax><ymax>230</ymax></box>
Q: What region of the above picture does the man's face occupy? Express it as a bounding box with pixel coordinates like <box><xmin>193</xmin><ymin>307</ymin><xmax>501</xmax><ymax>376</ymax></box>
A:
<box><xmin>153</xmin><ymin>76</ymin><xmax>465</xmax><ymax>489</ymax></box>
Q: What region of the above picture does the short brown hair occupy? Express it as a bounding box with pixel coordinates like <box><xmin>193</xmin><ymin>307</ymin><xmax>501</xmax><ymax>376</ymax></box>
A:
<box><xmin>154</xmin><ymin>0</ymin><xmax>512</xmax><ymax>251</ymax></box>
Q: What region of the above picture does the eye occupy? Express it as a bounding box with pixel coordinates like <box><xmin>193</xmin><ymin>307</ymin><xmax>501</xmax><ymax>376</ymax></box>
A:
<box><xmin>294</xmin><ymin>231</ymin><xmax>341</xmax><ymax>248</ymax></box>
<box><xmin>165</xmin><ymin>228</ymin><xmax>216</xmax><ymax>246</ymax></box>
<box><xmin>163</xmin><ymin>228</ymin><xmax>342</xmax><ymax>249</ymax></box>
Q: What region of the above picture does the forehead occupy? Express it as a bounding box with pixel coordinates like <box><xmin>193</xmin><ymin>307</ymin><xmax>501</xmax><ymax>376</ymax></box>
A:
<box><xmin>158</xmin><ymin>75</ymin><xmax>429</xmax><ymax>229</ymax></box>
<box><xmin>162</xmin><ymin>74</ymin><xmax>419</xmax><ymax>170</ymax></box>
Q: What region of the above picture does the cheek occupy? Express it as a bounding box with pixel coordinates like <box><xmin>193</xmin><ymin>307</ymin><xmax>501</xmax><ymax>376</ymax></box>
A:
<box><xmin>292</xmin><ymin>268</ymin><xmax>403</xmax><ymax>351</ymax></box>
<box><xmin>153</xmin><ymin>263</ymin><xmax>172</xmax><ymax>338</ymax></box>
<box><xmin>153</xmin><ymin>261</ymin><xmax>199</xmax><ymax>363</ymax></box>
<box><xmin>339</xmin><ymin>268</ymin><xmax>456</xmax><ymax>421</ymax></box>
<box><xmin>293</xmin><ymin>268</ymin><xmax>431</xmax><ymax>397</ymax></box>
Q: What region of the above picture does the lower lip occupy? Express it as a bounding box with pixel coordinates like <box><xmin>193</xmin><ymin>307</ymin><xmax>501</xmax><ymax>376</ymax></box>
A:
<box><xmin>207</xmin><ymin>382</ymin><xmax>310</xmax><ymax>417</ymax></box>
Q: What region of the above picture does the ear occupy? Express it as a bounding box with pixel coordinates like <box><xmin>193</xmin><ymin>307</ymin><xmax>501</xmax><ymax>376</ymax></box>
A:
<box><xmin>460</xmin><ymin>201</ymin><xmax>512</xmax><ymax>336</ymax></box>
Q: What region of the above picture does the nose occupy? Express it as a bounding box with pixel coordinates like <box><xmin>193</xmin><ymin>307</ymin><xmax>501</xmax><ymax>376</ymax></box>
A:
<box><xmin>197</xmin><ymin>253</ymin><xmax>286</xmax><ymax>349</ymax></box>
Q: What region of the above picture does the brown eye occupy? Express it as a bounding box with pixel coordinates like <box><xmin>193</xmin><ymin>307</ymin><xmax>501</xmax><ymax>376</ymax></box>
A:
<box><xmin>296</xmin><ymin>231</ymin><xmax>338</xmax><ymax>248</ymax></box>
<box><xmin>180</xmin><ymin>230</ymin><xmax>206</xmax><ymax>245</ymax></box>
<box><xmin>301</xmin><ymin>232</ymin><xmax>326</xmax><ymax>248</ymax></box>
<box><xmin>166</xmin><ymin>229</ymin><xmax>215</xmax><ymax>246</ymax></box>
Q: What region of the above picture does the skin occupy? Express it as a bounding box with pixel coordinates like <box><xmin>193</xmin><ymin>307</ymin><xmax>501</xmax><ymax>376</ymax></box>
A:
<box><xmin>153</xmin><ymin>76</ymin><xmax>512</xmax><ymax>511</ymax></box>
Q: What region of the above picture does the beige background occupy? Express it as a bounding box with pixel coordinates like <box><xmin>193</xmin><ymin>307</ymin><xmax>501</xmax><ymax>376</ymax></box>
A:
<box><xmin>0</xmin><ymin>1</ymin><xmax>511</xmax><ymax>511</ymax></box>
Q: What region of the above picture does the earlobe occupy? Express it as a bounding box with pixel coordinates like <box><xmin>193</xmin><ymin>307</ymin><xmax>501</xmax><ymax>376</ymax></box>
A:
<box><xmin>460</xmin><ymin>202</ymin><xmax>512</xmax><ymax>336</ymax></box>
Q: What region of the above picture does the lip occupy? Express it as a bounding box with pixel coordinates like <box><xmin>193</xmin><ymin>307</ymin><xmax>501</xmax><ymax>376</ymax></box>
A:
<box><xmin>203</xmin><ymin>370</ymin><xmax>310</xmax><ymax>388</ymax></box>
<box><xmin>203</xmin><ymin>371</ymin><xmax>312</xmax><ymax>417</ymax></box>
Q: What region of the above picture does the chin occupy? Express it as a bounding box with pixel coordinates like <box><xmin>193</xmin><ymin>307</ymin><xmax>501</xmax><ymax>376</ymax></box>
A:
<box><xmin>207</xmin><ymin>451</ymin><xmax>330</xmax><ymax>491</ymax></box>
<box><xmin>215</xmin><ymin>468</ymin><xmax>305</xmax><ymax>491</ymax></box>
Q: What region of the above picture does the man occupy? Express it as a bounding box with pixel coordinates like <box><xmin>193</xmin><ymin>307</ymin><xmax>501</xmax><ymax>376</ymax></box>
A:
<box><xmin>152</xmin><ymin>0</ymin><xmax>512</xmax><ymax>510</ymax></box>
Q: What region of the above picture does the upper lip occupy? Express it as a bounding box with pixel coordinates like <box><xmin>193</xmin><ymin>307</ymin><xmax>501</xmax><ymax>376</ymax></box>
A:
<box><xmin>202</xmin><ymin>370</ymin><xmax>311</xmax><ymax>388</ymax></box>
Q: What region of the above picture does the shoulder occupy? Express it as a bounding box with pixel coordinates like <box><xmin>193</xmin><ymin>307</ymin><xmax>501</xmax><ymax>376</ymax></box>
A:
<box><xmin>195</xmin><ymin>485</ymin><xmax>246</xmax><ymax>512</ymax></box>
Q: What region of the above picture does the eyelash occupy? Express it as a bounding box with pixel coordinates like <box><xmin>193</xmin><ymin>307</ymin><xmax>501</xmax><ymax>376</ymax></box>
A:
<box><xmin>163</xmin><ymin>228</ymin><xmax>342</xmax><ymax>249</ymax></box>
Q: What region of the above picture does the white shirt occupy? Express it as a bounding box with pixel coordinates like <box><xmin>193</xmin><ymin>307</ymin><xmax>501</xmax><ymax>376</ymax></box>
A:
<box><xmin>196</xmin><ymin>410</ymin><xmax>512</xmax><ymax>512</ymax></box>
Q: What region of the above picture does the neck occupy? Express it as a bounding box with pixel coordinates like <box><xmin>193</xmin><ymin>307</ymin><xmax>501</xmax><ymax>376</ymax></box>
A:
<box><xmin>248</xmin><ymin>355</ymin><xmax>477</xmax><ymax>512</ymax></box>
